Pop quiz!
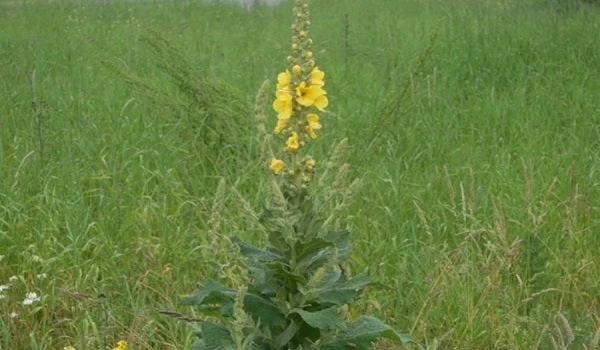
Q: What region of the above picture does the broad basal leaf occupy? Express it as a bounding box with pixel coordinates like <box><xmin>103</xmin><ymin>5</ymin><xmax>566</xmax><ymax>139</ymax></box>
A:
<box><xmin>316</xmin><ymin>272</ymin><xmax>372</xmax><ymax>305</ymax></box>
<box><xmin>180</xmin><ymin>280</ymin><xmax>287</xmax><ymax>328</ymax></box>
<box><xmin>274</xmin><ymin>319</ymin><xmax>301</xmax><ymax>347</ymax></box>
<box><xmin>321</xmin><ymin>315</ymin><xmax>410</xmax><ymax>349</ymax></box>
<box><xmin>191</xmin><ymin>322</ymin><xmax>235</xmax><ymax>350</ymax></box>
<box><xmin>180</xmin><ymin>279</ymin><xmax>235</xmax><ymax>307</ymax></box>
<box><xmin>289</xmin><ymin>306</ymin><xmax>346</xmax><ymax>331</ymax></box>
<box><xmin>234</xmin><ymin>238</ymin><xmax>284</xmax><ymax>262</ymax></box>
<box><xmin>323</xmin><ymin>230</ymin><xmax>352</xmax><ymax>260</ymax></box>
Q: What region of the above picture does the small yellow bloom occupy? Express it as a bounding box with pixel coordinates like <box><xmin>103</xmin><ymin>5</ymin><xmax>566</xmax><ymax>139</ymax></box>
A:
<box><xmin>270</xmin><ymin>158</ymin><xmax>285</xmax><ymax>175</ymax></box>
<box><xmin>64</xmin><ymin>346</ymin><xmax>76</xmax><ymax>350</ymax></box>
<box><xmin>292</xmin><ymin>65</ymin><xmax>302</xmax><ymax>75</ymax></box>
<box><xmin>296</xmin><ymin>82</ymin><xmax>328</xmax><ymax>111</ymax></box>
<box><xmin>274</xmin><ymin>70</ymin><xmax>294</xmax><ymax>119</ymax></box>
<box><xmin>305</xmin><ymin>51</ymin><xmax>313</xmax><ymax>59</ymax></box>
<box><xmin>273</xmin><ymin>96</ymin><xmax>293</xmax><ymax>120</ymax></box>
<box><xmin>302</xmin><ymin>173</ymin><xmax>310</xmax><ymax>182</ymax></box>
<box><xmin>286</xmin><ymin>132</ymin><xmax>300</xmax><ymax>151</ymax></box>
<box><xmin>310</xmin><ymin>67</ymin><xmax>325</xmax><ymax>86</ymax></box>
<box><xmin>112</xmin><ymin>340</ymin><xmax>127</xmax><ymax>350</ymax></box>
<box><xmin>305</xmin><ymin>113</ymin><xmax>322</xmax><ymax>139</ymax></box>
<box><xmin>277</xmin><ymin>70</ymin><xmax>292</xmax><ymax>87</ymax></box>
<box><xmin>274</xmin><ymin>117</ymin><xmax>289</xmax><ymax>134</ymax></box>
<box><xmin>305</xmin><ymin>159</ymin><xmax>316</xmax><ymax>172</ymax></box>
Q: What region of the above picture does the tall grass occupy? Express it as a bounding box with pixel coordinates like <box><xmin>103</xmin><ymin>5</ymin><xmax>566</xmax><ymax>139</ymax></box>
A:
<box><xmin>1</xmin><ymin>0</ymin><xmax>599</xmax><ymax>348</ymax></box>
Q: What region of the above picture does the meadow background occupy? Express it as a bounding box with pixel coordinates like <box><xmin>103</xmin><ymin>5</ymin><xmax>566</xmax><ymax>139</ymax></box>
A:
<box><xmin>1</xmin><ymin>0</ymin><xmax>599</xmax><ymax>348</ymax></box>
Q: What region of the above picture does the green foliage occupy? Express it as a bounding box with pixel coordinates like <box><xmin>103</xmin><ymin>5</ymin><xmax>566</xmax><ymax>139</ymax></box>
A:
<box><xmin>177</xmin><ymin>2</ymin><xmax>408</xmax><ymax>344</ymax></box>
<box><xmin>105</xmin><ymin>30</ymin><xmax>254</xmax><ymax>178</ymax></box>
<box><xmin>1</xmin><ymin>0</ymin><xmax>599</xmax><ymax>349</ymax></box>
<box><xmin>181</xmin><ymin>211</ymin><xmax>407</xmax><ymax>348</ymax></box>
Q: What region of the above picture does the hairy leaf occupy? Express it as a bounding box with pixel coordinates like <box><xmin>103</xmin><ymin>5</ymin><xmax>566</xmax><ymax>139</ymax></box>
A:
<box><xmin>191</xmin><ymin>322</ymin><xmax>235</xmax><ymax>350</ymax></box>
<box><xmin>323</xmin><ymin>230</ymin><xmax>352</xmax><ymax>260</ymax></box>
<box><xmin>180</xmin><ymin>280</ymin><xmax>287</xmax><ymax>328</ymax></box>
<box><xmin>274</xmin><ymin>319</ymin><xmax>301</xmax><ymax>347</ymax></box>
<box><xmin>235</xmin><ymin>238</ymin><xmax>284</xmax><ymax>262</ymax></box>
<box><xmin>289</xmin><ymin>306</ymin><xmax>346</xmax><ymax>331</ymax></box>
<box><xmin>316</xmin><ymin>272</ymin><xmax>372</xmax><ymax>305</ymax></box>
<box><xmin>322</xmin><ymin>316</ymin><xmax>410</xmax><ymax>349</ymax></box>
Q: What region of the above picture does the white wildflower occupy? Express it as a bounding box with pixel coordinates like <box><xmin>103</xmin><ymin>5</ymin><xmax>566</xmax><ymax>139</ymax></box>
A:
<box><xmin>37</xmin><ymin>273</ymin><xmax>48</xmax><ymax>280</ymax></box>
<box><xmin>9</xmin><ymin>276</ymin><xmax>18</xmax><ymax>282</ymax></box>
<box><xmin>23</xmin><ymin>292</ymin><xmax>40</xmax><ymax>305</ymax></box>
<box><xmin>0</xmin><ymin>284</ymin><xmax>10</xmax><ymax>292</ymax></box>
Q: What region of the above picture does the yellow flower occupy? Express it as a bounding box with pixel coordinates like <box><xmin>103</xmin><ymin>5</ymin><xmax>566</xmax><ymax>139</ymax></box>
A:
<box><xmin>296</xmin><ymin>82</ymin><xmax>328</xmax><ymax>111</ymax></box>
<box><xmin>310</xmin><ymin>67</ymin><xmax>325</xmax><ymax>86</ymax></box>
<box><xmin>277</xmin><ymin>70</ymin><xmax>292</xmax><ymax>87</ymax></box>
<box><xmin>273</xmin><ymin>70</ymin><xmax>293</xmax><ymax>119</ymax></box>
<box><xmin>112</xmin><ymin>340</ymin><xmax>127</xmax><ymax>350</ymax></box>
<box><xmin>273</xmin><ymin>95</ymin><xmax>293</xmax><ymax>120</ymax></box>
<box><xmin>286</xmin><ymin>132</ymin><xmax>299</xmax><ymax>151</ymax></box>
<box><xmin>270</xmin><ymin>158</ymin><xmax>285</xmax><ymax>175</ymax></box>
<box><xmin>64</xmin><ymin>347</ymin><xmax>76</xmax><ymax>350</ymax></box>
<box><xmin>305</xmin><ymin>113</ymin><xmax>322</xmax><ymax>139</ymax></box>
<box><xmin>274</xmin><ymin>117</ymin><xmax>290</xmax><ymax>134</ymax></box>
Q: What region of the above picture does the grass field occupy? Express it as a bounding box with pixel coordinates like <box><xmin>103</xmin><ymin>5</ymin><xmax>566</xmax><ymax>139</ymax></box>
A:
<box><xmin>1</xmin><ymin>0</ymin><xmax>599</xmax><ymax>348</ymax></box>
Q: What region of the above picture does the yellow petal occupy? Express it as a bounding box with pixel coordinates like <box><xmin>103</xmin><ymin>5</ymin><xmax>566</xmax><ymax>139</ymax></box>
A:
<box><xmin>307</xmin><ymin>113</ymin><xmax>319</xmax><ymax>123</ymax></box>
<box><xmin>275</xmin><ymin>118</ymin><xmax>289</xmax><ymax>133</ymax></box>
<box><xmin>314</xmin><ymin>95</ymin><xmax>328</xmax><ymax>111</ymax></box>
<box><xmin>311</xmin><ymin>67</ymin><xmax>325</xmax><ymax>85</ymax></box>
<box><xmin>273</xmin><ymin>99</ymin><xmax>293</xmax><ymax>119</ymax></box>
<box><xmin>270</xmin><ymin>158</ymin><xmax>285</xmax><ymax>175</ymax></box>
<box><xmin>277</xmin><ymin>70</ymin><xmax>292</xmax><ymax>86</ymax></box>
<box><xmin>286</xmin><ymin>132</ymin><xmax>299</xmax><ymax>151</ymax></box>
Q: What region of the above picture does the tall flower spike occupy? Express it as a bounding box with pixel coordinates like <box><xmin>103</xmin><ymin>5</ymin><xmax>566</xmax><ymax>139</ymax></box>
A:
<box><xmin>271</xmin><ymin>0</ymin><xmax>327</xmax><ymax>185</ymax></box>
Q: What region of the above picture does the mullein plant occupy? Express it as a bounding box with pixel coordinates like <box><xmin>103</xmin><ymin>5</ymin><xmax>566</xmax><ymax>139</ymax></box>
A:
<box><xmin>180</xmin><ymin>0</ymin><xmax>408</xmax><ymax>348</ymax></box>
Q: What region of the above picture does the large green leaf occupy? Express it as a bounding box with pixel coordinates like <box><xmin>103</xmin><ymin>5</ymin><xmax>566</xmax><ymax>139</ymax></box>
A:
<box><xmin>234</xmin><ymin>238</ymin><xmax>284</xmax><ymax>262</ymax></box>
<box><xmin>191</xmin><ymin>322</ymin><xmax>236</xmax><ymax>350</ymax></box>
<box><xmin>296</xmin><ymin>245</ymin><xmax>335</xmax><ymax>274</ymax></box>
<box><xmin>242</xmin><ymin>291</ymin><xmax>288</xmax><ymax>328</ymax></box>
<box><xmin>323</xmin><ymin>231</ymin><xmax>352</xmax><ymax>260</ymax></box>
<box><xmin>180</xmin><ymin>279</ymin><xmax>236</xmax><ymax>307</ymax></box>
<box><xmin>289</xmin><ymin>306</ymin><xmax>346</xmax><ymax>331</ymax></box>
<box><xmin>299</xmin><ymin>266</ymin><xmax>342</xmax><ymax>303</ymax></box>
<box><xmin>180</xmin><ymin>280</ymin><xmax>287</xmax><ymax>328</ymax></box>
<box><xmin>295</xmin><ymin>237</ymin><xmax>332</xmax><ymax>263</ymax></box>
<box><xmin>274</xmin><ymin>319</ymin><xmax>301</xmax><ymax>347</ymax></box>
<box><xmin>295</xmin><ymin>231</ymin><xmax>352</xmax><ymax>273</ymax></box>
<box><xmin>316</xmin><ymin>272</ymin><xmax>372</xmax><ymax>305</ymax></box>
<box><xmin>321</xmin><ymin>316</ymin><xmax>410</xmax><ymax>349</ymax></box>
